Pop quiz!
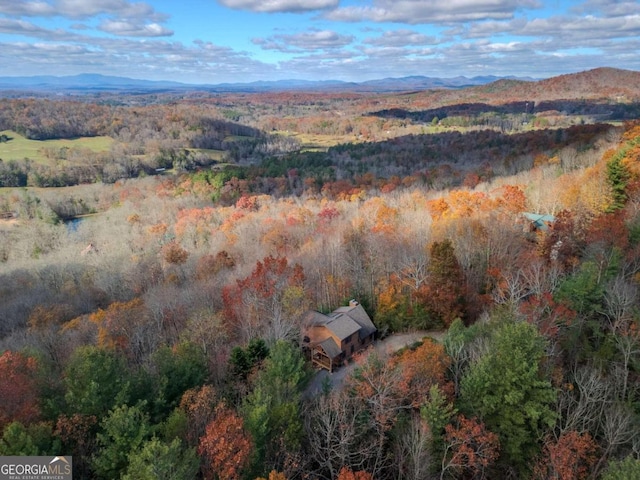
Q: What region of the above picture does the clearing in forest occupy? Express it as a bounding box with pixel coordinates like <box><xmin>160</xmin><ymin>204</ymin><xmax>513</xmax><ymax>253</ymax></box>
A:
<box><xmin>0</xmin><ymin>130</ymin><xmax>113</xmax><ymax>164</ymax></box>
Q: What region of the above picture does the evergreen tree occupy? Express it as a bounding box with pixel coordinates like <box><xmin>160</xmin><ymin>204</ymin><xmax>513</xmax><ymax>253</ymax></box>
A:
<box><xmin>460</xmin><ymin>320</ymin><xmax>556</xmax><ymax>475</ymax></box>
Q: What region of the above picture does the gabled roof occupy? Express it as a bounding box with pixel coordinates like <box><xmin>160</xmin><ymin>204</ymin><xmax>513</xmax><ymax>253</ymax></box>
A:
<box><xmin>523</xmin><ymin>212</ymin><xmax>555</xmax><ymax>231</ymax></box>
<box><xmin>333</xmin><ymin>304</ymin><xmax>377</xmax><ymax>339</ymax></box>
<box><xmin>317</xmin><ymin>337</ymin><xmax>342</xmax><ymax>359</ymax></box>
<box><xmin>324</xmin><ymin>313</ymin><xmax>362</xmax><ymax>340</ymax></box>
<box><xmin>305</xmin><ymin>303</ymin><xmax>377</xmax><ymax>342</ymax></box>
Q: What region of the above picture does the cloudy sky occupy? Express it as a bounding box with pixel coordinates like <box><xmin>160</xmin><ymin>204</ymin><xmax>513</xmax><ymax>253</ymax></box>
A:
<box><xmin>0</xmin><ymin>0</ymin><xmax>639</xmax><ymax>84</ymax></box>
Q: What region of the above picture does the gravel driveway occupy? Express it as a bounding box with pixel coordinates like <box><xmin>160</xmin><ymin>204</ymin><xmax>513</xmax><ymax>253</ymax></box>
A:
<box><xmin>304</xmin><ymin>330</ymin><xmax>444</xmax><ymax>399</ymax></box>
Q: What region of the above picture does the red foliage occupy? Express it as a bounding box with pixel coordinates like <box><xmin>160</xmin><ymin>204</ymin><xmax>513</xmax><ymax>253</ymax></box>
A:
<box><xmin>520</xmin><ymin>293</ymin><xmax>576</xmax><ymax>340</ymax></box>
<box><xmin>443</xmin><ymin>415</ymin><xmax>500</xmax><ymax>478</ymax></box>
<box><xmin>222</xmin><ymin>255</ymin><xmax>305</xmax><ymax>340</ymax></box>
<box><xmin>539</xmin><ymin>209</ymin><xmax>585</xmax><ymax>271</ymax></box>
<box><xmin>317</xmin><ymin>205</ymin><xmax>340</xmax><ymax>222</ymax></box>
<box><xmin>235</xmin><ymin>195</ymin><xmax>260</xmax><ymax>211</ymax></box>
<box><xmin>585</xmin><ymin>211</ymin><xmax>629</xmax><ymax>252</ymax></box>
<box><xmin>0</xmin><ymin>351</ymin><xmax>41</xmax><ymax>430</ymax></box>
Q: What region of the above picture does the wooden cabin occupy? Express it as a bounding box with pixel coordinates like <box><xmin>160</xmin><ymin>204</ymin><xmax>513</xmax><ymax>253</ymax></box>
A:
<box><xmin>302</xmin><ymin>300</ymin><xmax>376</xmax><ymax>372</ymax></box>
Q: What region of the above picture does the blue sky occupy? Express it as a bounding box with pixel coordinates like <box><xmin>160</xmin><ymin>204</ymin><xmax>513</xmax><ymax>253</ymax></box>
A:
<box><xmin>0</xmin><ymin>0</ymin><xmax>639</xmax><ymax>83</ymax></box>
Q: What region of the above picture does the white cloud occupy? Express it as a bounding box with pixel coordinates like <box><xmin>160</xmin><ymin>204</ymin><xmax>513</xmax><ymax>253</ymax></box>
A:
<box><xmin>253</xmin><ymin>30</ymin><xmax>354</xmax><ymax>52</ymax></box>
<box><xmin>363</xmin><ymin>29</ymin><xmax>437</xmax><ymax>47</ymax></box>
<box><xmin>217</xmin><ymin>0</ymin><xmax>338</xmax><ymax>14</ymax></box>
<box><xmin>0</xmin><ymin>0</ymin><xmax>168</xmax><ymax>20</ymax></box>
<box><xmin>99</xmin><ymin>19</ymin><xmax>173</xmax><ymax>37</ymax></box>
<box><xmin>0</xmin><ymin>1</ymin><xmax>56</xmax><ymax>16</ymax></box>
<box><xmin>575</xmin><ymin>0</ymin><xmax>640</xmax><ymax>18</ymax></box>
<box><xmin>0</xmin><ymin>0</ymin><xmax>173</xmax><ymax>39</ymax></box>
<box><xmin>519</xmin><ymin>14</ymin><xmax>640</xmax><ymax>42</ymax></box>
<box><xmin>0</xmin><ymin>17</ymin><xmax>82</xmax><ymax>40</ymax></box>
<box><xmin>325</xmin><ymin>0</ymin><xmax>541</xmax><ymax>25</ymax></box>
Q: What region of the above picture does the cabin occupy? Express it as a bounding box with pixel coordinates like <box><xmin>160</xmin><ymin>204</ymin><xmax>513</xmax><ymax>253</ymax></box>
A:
<box><xmin>302</xmin><ymin>300</ymin><xmax>376</xmax><ymax>372</ymax></box>
<box><xmin>522</xmin><ymin>212</ymin><xmax>555</xmax><ymax>232</ymax></box>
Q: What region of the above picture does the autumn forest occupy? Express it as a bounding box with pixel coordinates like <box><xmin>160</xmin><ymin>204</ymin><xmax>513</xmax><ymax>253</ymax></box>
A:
<box><xmin>1</xmin><ymin>67</ymin><xmax>640</xmax><ymax>479</ymax></box>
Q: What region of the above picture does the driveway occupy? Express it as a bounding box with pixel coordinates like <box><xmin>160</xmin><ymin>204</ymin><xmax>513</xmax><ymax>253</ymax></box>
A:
<box><xmin>304</xmin><ymin>330</ymin><xmax>444</xmax><ymax>399</ymax></box>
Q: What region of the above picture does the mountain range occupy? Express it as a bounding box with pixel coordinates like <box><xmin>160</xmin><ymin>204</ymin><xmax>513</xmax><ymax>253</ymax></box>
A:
<box><xmin>0</xmin><ymin>68</ymin><xmax>638</xmax><ymax>101</ymax></box>
<box><xmin>0</xmin><ymin>72</ymin><xmax>536</xmax><ymax>94</ymax></box>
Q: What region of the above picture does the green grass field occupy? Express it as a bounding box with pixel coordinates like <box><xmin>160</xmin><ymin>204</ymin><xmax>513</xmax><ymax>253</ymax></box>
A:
<box><xmin>188</xmin><ymin>148</ymin><xmax>226</xmax><ymax>161</ymax></box>
<box><xmin>0</xmin><ymin>130</ymin><xmax>113</xmax><ymax>164</ymax></box>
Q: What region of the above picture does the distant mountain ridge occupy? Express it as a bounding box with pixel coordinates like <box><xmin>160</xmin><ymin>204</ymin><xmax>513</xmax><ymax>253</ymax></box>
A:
<box><xmin>0</xmin><ymin>73</ymin><xmax>185</xmax><ymax>89</ymax></box>
<box><xmin>0</xmin><ymin>72</ymin><xmax>537</xmax><ymax>94</ymax></box>
<box><xmin>0</xmin><ymin>68</ymin><xmax>637</xmax><ymax>99</ymax></box>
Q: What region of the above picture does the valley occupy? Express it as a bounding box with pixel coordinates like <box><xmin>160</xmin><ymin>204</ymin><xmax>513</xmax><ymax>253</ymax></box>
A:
<box><xmin>1</xmin><ymin>67</ymin><xmax>639</xmax><ymax>479</ymax></box>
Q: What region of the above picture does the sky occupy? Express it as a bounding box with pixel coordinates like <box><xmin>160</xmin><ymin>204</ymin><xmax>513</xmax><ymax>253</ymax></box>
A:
<box><xmin>0</xmin><ymin>0</ymin><xmax>639</xmax><ymax>84</ymax></box>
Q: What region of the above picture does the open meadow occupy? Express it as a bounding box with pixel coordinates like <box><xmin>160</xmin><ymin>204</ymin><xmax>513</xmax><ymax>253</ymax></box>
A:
<box><xmin>0</xmin><ymin>130</ymin><xmax>113</xmax><ymax>164</ymax></box>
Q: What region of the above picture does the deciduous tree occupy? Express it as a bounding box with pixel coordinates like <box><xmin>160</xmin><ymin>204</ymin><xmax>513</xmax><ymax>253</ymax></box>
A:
<box><xmin>532</xmin><ymin>431</ymin><xmax>598</xmax><ymax>480</ymax></box>
<box><xmin>222</xmin><ymin>256</ymin><xmax>308</xmax><ymax>343</ymax></box>
<box><xmin>0</xmin><ymin>351</ymin><xmax>41</xmax><ymax>431</ymax></box>
<box><xmin>441</xmin><ymin>415</ymin><xmax>500</xmax><ymax>480</ymax></box>
<box><xmin>198</xmin><ymin>402</ymin><xmax>252</xmax><ymax>480</ymax></box>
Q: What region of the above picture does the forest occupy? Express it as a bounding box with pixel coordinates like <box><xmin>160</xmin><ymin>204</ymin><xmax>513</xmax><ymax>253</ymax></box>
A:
<box><xmin>1</xmin><ymin>67</ymin><xmax>640</xmax><ymax>480</ymax></box>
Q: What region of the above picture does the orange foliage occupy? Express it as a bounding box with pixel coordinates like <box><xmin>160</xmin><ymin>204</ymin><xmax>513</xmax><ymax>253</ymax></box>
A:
<box><xmin>28</xmin><ymin>303</ymin><xmax>74</xmax><ymax>330</ymax></box>
<box><xmin>494</xmin><ymin>184</ymin><xmax>527</xmax><ymax>215</ymax></box>
<box><xmin>147</xmin><ymin>222</ymin><xmax>168</xmax><ymax>237</ymax></box>
<box><xmin>255</xmin><ymin>471</ymin><xmax>287</xmax><ymax>480</ymax></box>
<box><xmin>262</xmin><ymin>220</ymin><xmax>298</xmax><ymax>256</ymax></box>
<box><xmin>427</xmin><ymin>198</ymin><xmax>449</xmax><ymax>221</ymax></box>
<box><xmin>428</xmin><ymin>191</ymin><xmax>492</xmax><ymax>222</ymax></box>
<box><xmin>90</xmin><ymin>298</ymin><xmax>147</xmax><ymax>355</ymax></box>
<box><xmin>446</xmin><ymin>191</ymin><xmax>489</xmax><ymax>218</ymax></box>
<box><xmin>198</xmin><ymin>402</ymin><xmax>252</xmax><ymax>480</ymax></box>
<box><xmin>180</xmin><ymin>385</ymin><xmax>219</xmax><ymax>446</ymax></box>
<box><xmin>336</xmin><ymin>466</ymin><xmax>373</xmax><ymax>480</ymax></box>
<box><xmin>533</xmin><ymin>431</ymin><xmax>598</xmax><ymax>480</ymax></box>
<box><xmin>443</xmin><ymin>415</ymin><xmax>500</xmax><ymax>477</ymax></box>
<box><xmin>394</xmin><ymin>338</ymin><xmax>454</xmax><ymax>408</ymax></box>
<box><xmin>236</xmin><ymin>194</ymin><xmax>260</xmax><ymax>211</ymax></box>
<box><xmin>372</xmin><ymin>203</ymin><xmax>399</xmax><ymax>235</ymax></box>
<box><xmin>174</xmin><ymin>207</ymin><xmax>217</xmax><ymax>243</ymax></box>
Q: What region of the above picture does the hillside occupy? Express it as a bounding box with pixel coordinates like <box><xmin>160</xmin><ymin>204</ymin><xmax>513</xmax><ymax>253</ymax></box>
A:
<box><xmin>0</xmin><ymin>70</ymin><xmax>639</xmax><ymax>479</ymax></box>
<box><xmin>405</xmin><ymin>67</ymin><xmax>640</xmax><ymax>108</ymax></box>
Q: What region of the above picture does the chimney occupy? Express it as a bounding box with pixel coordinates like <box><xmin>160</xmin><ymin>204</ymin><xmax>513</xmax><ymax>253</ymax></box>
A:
<box><xmin>349</xmin><ymin>299</ymin><xmax>359</xmax><ymax>307</ymax></box>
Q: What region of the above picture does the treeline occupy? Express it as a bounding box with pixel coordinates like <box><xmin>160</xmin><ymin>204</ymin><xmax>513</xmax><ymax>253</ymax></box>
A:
<box><xmin>0</xmin><ymin>95</ymin><xmax>619</xmax><ymax>191</ymax></box>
